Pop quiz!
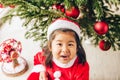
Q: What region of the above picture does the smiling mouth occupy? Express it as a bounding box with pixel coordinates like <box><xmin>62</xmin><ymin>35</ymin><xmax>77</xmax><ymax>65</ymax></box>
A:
<box><xmin>60</xmin><ymin>55</ymin><xmax>69</xmax><ymax>59</ymax></box>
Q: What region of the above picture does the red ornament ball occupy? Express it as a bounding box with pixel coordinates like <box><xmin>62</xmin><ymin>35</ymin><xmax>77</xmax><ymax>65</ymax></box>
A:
<box><xmin>94</xmin><ymin>21</ymin><xmax>109</xmax><ymax>35</ymax></box>
<box><xmin>52</xmin><ymin>4</ymin><xmax>65</xmax><ymax>13</ymax></box>
<box><xmin>9</xmin><ymin>5</ymin><xmax>15</xmax><ymax>8</ymax></box>
<box><xmin>0</xmin><ymin>4</ymin><xmax>4</xmax><ymax>8</ymax></box>
<box><xmin>65</xmin><ymin>6</ymin><xmax>80</xmax><ymax>18</ymax></box>
<box><xmin>99</xmin><ymin>40</ymin><xmax>111</xmax><ymax>51</ymax></box>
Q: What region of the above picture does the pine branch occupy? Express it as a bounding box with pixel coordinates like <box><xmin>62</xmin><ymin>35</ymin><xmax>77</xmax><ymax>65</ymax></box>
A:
<box><xmin>0</xmin><ymin>0</ymin><xmax>120</xmax><ymax>50</ymax></box>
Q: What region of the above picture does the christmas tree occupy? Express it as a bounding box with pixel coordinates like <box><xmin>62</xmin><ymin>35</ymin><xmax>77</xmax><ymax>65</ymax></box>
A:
<box><xmin>0</xmin><ymin>0</ymin><xmax>120</xmax><ymax>51</ymax></box>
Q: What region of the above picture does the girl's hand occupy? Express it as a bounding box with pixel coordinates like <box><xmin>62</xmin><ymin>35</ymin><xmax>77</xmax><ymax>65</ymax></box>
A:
<box><xmin>39</xmin><ymin>71</ymin><xmax>48</xmax><ymax>80</ymax></box>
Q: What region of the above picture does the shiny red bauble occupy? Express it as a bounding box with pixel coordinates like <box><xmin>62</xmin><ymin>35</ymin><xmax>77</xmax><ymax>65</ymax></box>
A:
<box><xmin>65</xmin><ymin>6</ymin><xmax>80</xmax><ymax>18</ymax></box>
<box><xmin>99</xmin><ymin>40</ymin><xmax>111</xmax><ymax>51</ymax></box>
<box><xmin>0</xmin><ymin>4</ymin><xmax>4</xmax><ymax>8</ymax></box>
<box><xmin>94</xmin><ymin>21</ymin><xmax>109</xmax><ymax>35</ymax></box>
<box><xmin>9</xmin><ymin>5</ymin><xmax>15</xmax><ymax>8</ymax></box>
<box><xmin>52</xmin><ymin>4</ymin><xmax>65</xmax><ymax>13</ymax></box>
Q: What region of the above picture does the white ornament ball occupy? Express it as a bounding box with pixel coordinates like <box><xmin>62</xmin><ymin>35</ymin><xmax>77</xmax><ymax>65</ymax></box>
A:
<box><xmin>53</xmin><ymin>71</ymin><xmax>61</xmax><ymax>78</ymax></box>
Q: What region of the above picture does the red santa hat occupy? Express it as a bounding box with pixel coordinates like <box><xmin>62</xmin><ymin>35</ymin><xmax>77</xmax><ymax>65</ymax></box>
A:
<box><xmin>47</xmin><ymin>18</ymin><xmax>81</xmax><ymax>40</ymax></box>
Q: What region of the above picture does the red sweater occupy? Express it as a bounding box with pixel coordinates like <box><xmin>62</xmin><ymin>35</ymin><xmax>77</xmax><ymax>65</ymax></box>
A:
<box><xmin>27</xmin><ymin>52</ymin><xmax>89</xmax><ymax>80</ymax></box>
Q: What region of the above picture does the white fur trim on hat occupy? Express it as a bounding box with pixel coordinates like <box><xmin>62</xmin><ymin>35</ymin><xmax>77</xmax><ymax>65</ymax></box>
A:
<box><xmin>47</xmin><ymin>18</ymin><xmax>81</xmax><ymax>40</ymax></box>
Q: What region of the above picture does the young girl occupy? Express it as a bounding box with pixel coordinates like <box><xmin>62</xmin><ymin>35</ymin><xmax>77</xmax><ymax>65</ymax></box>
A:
<box><xmin>27</xmin><ymin>18</ymin><xmax>89</xmax><ymax>80</ymax></box>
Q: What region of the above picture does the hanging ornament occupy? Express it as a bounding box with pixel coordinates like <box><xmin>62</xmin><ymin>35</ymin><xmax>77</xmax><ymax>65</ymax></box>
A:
<box><xmin>94</xmin><ymin>21</ymin><xmax>109</xmax><ymax>35</ymax></box>
<box><xmin>99</xmin><ymin>40</ymin><xmax>111</xmax><ymax>51</ymax></box>
<box><xmin>52</xmin><ymin>4</ymin><xmax>65</xmax><ymax>13</ymax></box>
<box><xmin>9</xmin><ymin>5</ymin><xmax>15</xmax><ymax>8</ymax></box>
<box><xmin>65</xmin><ymin>6</ymin><xmax>80</xmax><ymax>18</ymax></box>
<box><xmin>0</xmin><ymin>3</ymin><xmax>4</xmax><ymax>8</ymax></box>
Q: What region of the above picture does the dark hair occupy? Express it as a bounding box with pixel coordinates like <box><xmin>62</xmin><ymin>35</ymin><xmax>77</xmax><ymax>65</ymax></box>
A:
<box><xmin>43</xmin><ymin>28</ymin><xmax>86</xmax><ymax>67</ymax></box>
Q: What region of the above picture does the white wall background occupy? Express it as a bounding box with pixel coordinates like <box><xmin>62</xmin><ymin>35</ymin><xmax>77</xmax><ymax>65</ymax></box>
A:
<box><xmin>0</xmin><ymin>8</ymin><xmax>120</xmax><ymax>80</ymax></box>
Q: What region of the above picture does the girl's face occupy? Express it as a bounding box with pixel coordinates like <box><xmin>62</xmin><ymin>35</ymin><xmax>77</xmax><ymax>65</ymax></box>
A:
<box><xmin>50</xmin><ymin>31</ymin><xmax>77</xmax><ymax>64</ymax></box>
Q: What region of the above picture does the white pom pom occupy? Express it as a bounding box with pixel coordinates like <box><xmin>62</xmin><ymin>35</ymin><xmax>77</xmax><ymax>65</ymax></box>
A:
<box><xmin>54</xmin><ymin>78</ymin><xmax>60</xmax><ymax>80</ymax></box>
<box><xmin>54</xmin><ymin>71</ymin><xmax>61</xmax><ymax>78</ymax></box>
